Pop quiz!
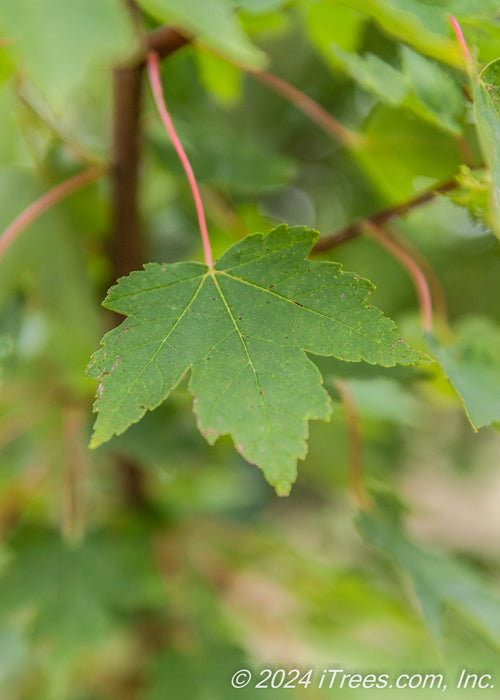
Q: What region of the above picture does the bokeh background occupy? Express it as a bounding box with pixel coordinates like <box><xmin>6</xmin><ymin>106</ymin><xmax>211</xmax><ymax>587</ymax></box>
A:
<box><xmin>0</xmin><ymin>0</ymin><xmax>500</xmax><ymax>697</ymax></box>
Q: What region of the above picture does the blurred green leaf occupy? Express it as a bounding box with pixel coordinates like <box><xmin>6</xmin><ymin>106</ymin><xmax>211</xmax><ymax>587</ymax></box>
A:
<box><xmin>0</xmin><ymin>167</ymin><xmax>102</xmax><ymax>392</ymax></box>
<box><xmin>332</xmin><ymin>46</ymin><xmax>465</xmax><ymax>135</ymax></box>
<box><xmin>234</xmin><ymin>0</ymin><xmax>290</xmax><ymax>12</ymax></box>
<box><xmin>0</xmin><ymin>0</ymin><xmax>136</xmax><ymax>108</ymax></box>
<box><xmin>461</xmin><ymin>15</ymin><xmax>500</xmax><ymax>63</ymax></box>
<box><xmin>448</xmin><ymin>165</ymin><xmax>490</xmax><ymax>225</ymax></box>
<box><xmin>301</xmin><ymin>0</ymin><xmax>365</xmax><ymax>60</ymax></box>
<box><xmin>357</xmin><ymin>498</ymin><xmax>500</xmax><ymax>646</ymax></box>
<box><xmin>474</xmin><ymin>57</ymin><xmax>500</xmax><ymax>239</ymax></box>
<box><xmin>136</xmin><ymin>0</ymin><xmax>266</xmax><ymax>68</ymax></box>
<box><xmin>146</xmin><ymin>648</ymin><xmax>285</xmax><ymax>699</ymax></box>
<box><xmin>194</xmin><ymin>49</ymin><xmax>242</xmax><ymax>105</ymax></box>
<box><xmin>427</xmin><ymin>318</ymin><xmax>500</xmax><ymax>429</ymax></box>
<box><xmin>333</xmin><ymin>47</ymin><xmax>410</xmax><ymax>104</ymax></box>
<box><xmin>0</xmin><ymin>81</ymin><xmax>32</xmax><ymax>166</ymax></box>
<box><xmin>0</xmin><ymin>334</ymin><xmax>13</xmax><ymax>362</ymax></box>
<box><xmin>348</xmin><ymin>377</ymin><xmax>423</xmax><ymax>426</ymax></box>
<box><xmin>401</xmin><ymin>46</ymin><xmax>465</xmax><ymax>134</ymax></box>
<box><xmin>356</xmin><ymin>106</ymin><xmax>463</xmax><ymax>200</ymax></box>
<box><xmin>335</xmin><ymin>0</ymin><xmax>461</xmax><ymax>66</ymax></box>
<box><xmin>0</xmin><ymin>531</ymin><xmax>164</xmax><ymax>666</ymax></box>
<box><xmin>0</xmin><ymin>49</ymin><xmax>13</xmax><ymax>85</ymax></box>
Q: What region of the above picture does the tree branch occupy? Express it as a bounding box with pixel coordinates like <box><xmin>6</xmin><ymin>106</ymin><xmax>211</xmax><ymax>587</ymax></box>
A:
<box><xmin>146</xmin><ymin>26</ymin><xmax>190</xmax><ymax>63</ymax></box>
<box><xmin>109</xmin><ymin>24</ymin><xmax>189</xmax><ymax>507</ymax></box>
<box><xmin>312</xmin><ymin>178</ymin><xmax>459</xmax><ymax>253</ymax></box>
<box><xmin>111</xmin><ymin>65</ymin><xmax>143</xmax><ymax>280</ymax></box>
<box><xmin>110</xmin><ymin>27</ymin><xmax>189</xmax><ymax>281</ymax></box>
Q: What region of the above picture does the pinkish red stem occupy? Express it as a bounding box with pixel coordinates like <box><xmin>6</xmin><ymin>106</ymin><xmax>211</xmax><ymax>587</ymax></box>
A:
<box><xmin>0</xmin><ymin>166</ymin><xmax>104</xmax><ymax>264</ymax></box>
<box><xmin>363</xmin><ymin>221</ymin><xmax>434</xmax><ymax>333</ymax></box>
<box><xmin>146</xmin><ymin>52</ymin><xmax>213</xmax><ymax>268</ymax></box>
<box><xmin>448</xmin><ymin>15</ymin><xmax>473</xmax><ymax>71</ymax></box>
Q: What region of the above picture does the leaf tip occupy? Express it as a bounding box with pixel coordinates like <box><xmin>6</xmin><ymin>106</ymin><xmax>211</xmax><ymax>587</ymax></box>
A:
<box><xmin>88</xmin><ymin>434</ymin><xmax>101</xmax><ymax>450</ymax></box>
<box><xmin>275</xmin><ymin>480</ymin><xmax>292</xmax><ymax>497</ymax></box>
<box><xmin>88</xmin><ymin>423</ymin><xmax>108</xmax><ymax>450</ymax></box>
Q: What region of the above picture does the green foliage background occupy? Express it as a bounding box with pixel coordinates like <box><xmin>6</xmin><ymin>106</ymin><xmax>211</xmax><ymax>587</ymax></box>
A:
<box><xmin>0</xmin><ymin>0</ymin><xmax>500</xmax><ymax>698</ymax></box>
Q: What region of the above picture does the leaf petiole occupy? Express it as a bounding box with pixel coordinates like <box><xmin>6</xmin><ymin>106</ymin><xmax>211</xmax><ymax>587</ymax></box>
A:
<box><xmin>363</xmin><ymin>221</ymin><xmax>434</xmax><ymax>333</ymax></box>
<box><xmin>146</xmin><ymin>51</ymin><xmax>214</xmax><ymax>269</ymax></box>
<box><xmin>448</xmin><ymin>15</ymin><xmax>474</xmax><ymax>77</ymax></box>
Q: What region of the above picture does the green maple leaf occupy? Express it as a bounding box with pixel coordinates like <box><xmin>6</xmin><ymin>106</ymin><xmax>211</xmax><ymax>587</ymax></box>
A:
<box><xmin>87</xmin><ymin>225</ymin><xmax>428</xmax><ymax>495</ymax></box>
<box><xmin>426</xmin><ymin>318</ymin><xmax>500</xmax><ymax>430</ymax></box>
<box><xmin>474</xmin><ymin>57</ymin><xmax>500</xmax><ymax>239</ymax></box>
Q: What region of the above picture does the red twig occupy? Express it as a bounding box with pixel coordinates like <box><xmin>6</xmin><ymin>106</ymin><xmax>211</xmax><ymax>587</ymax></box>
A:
<box><xmin>363</xmin><ymin>222</ymin><xmax>434</xmax><ymax>332</ymax></box>
<box><xmin>385</xmin><ymin>224</ymin><xmax>450</xmax><ymax>334</ymax></box>
<box><xmin>448</xmin><ymin>15</ymin><xmax>473</xmax><ymax>74</ymax></box>
<box><xmin>146</xmin><ymin>51</ymin><xmax>213</xmax><ymax>268</ymax></box>
<box><xmin>0</xmin><ymin>166</ymin><xmax>104</xmax><ymax>264</ymax></box>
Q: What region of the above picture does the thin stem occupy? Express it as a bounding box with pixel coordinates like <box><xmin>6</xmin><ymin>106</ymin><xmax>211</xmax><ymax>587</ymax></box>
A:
<box><xmin>385</xmin><ymin>224</ymin><xmax>450</xmax><ymax>334</ymax></box>
<box><xmin>448</xmin><ymin>15</ymin><xmax>474</xmax><ymax>74</ymax></box>
<box><xmin>146</xmin><ymin>51</ymin><xmax>213</xmax><ymax>268</ymax></box>
<box><xmin>363</xmin><ymin>221</ymin><xmax>434</xmax><ymax>332</ymax></box>
<box><xmin>334</xmin><ymin>380</ymin><xmax>371</xmax><ymax>511</ymax></box>
<box><xmin>0</xmin><ymin>165</ymin><xmax>104</xmax><ymax>263</ymax></box>
<box><xmin>251</xmin><ymin>69</ymin><xmax>358</xmax><ymax>148</ymax></box>
<box><xmin>195</xmin><ymin>42</ymin><xmax>357</xmax><ymax>148</ymax></box>
<box><xmin>312</xmin><ymin>177</ymin><xmax>459</xmax><ymax>253</ymax></box>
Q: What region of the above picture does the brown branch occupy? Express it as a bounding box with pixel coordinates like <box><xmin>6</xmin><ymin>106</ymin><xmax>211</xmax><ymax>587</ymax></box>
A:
<box><xmin>111</xmin><ymin>64</ymin><xmax>144</xmax><ymax>280</ymax></box>
<box><xmin>109</xmin><ymin>25</ymin><xmax>189</xmax><ymax>507</ymax></box>
<box><xmin>110</xmin><ymin>27</ymin><xmax>189</xmax><ymax>281</ymax></box>
<box><xmin>312</xmin><ymin>178</ymin><xmax>459</xmax><ymax>253</ymax></box>
<box><xmin>146</xmin><ymin>26</ymin><xmax>190</xmax><ymax>63</ymax></box>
